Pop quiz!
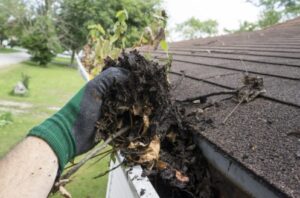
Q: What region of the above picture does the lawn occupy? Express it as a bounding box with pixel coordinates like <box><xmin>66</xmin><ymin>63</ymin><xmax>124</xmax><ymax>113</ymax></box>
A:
<box><xmin>53</xmin><ymin>56</ymin><xmax>72</xmax><ymax>65</ymax></box>
<box><xmin>0</xmin><ymin>47</ymin><xmax>20</xmax><ymax>53</ymax></box>
<box><xmin>0</xmin><ymin>60</ymin><xmax>109</xmax><ymax>198</ymax></box>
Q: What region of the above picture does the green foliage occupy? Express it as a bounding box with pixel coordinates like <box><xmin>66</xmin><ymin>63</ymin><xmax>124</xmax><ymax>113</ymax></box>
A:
<box><xmin>86</xmin><ymin>10</ymin><xmax>128</xmax><ymax>77</ymax></box>
<box><xmin>0</xmin><ymin>0</ymin><xmax>27</xmax><ymax>45</ymax></box>
<box><xmin>160</xmin><ymin>40</ymin><xmax>169</xmax><ymax>53</ymax></box>
<box><xmin>224</xmin><ymin>21</ymin><xmax>258</xmax><ymax>33</ymax></box>
<box><xmin>175</xmin><ymin>17</ymin><xmax>218</xmax><ymax>39</ymax></box>
<box><xmin>57</xmin><ymin>0</ymin><xmax>161</xmax><ymax>55</ymax></box>
<box><xmin>112</xmin><ymin>10</ymin><xmax>128</xmax><ymax>48</ymax></box>
<box><xmin>89</xmin><ymin>24</ymin><xmax>106</xmax><ymax>39</ymax></box>
<box><xmin>0</xmin><ymin>13</ymin><xmax>9</xmax><ymax>44</ymax></box>
<box><xmin>247</xmin><ymin>0</ymin><xmax>300</xmax><ymax>28</ymax></box>
<box><xmin>225</xmin><ymin>0</ymin><xmax>299</xmax><ymax>33</ymax></box>
<box><xmin>0</xmin><ymin>112</ymin><xmax>13</xmax><ymax>128</ymax></box>
<box><xmin>136</xmin><ymin>10</ymin><xmax>168</xmax><ymax>49</ymax></box>
<box><xmin>258</xmin><ymin>9</ymin><xmax>282</xmax><ymax>27</ymax></box>
<box><xmin>21</xmin><ymin>17</ymin><xmax>61</xmax><ymax>66</ymax></box>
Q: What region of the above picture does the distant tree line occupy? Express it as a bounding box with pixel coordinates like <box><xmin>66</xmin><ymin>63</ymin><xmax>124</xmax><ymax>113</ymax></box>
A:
<box><xmin>175</xmin><ymin>17</ymin><xmax>218</xmax><ymax>40</ymax></box>
<box><xmin>0</xmin><ymin>0</ymin><xmax>161</xmax><ymax>66</ymax></box>
<box><xmin>225</xmin><ymin>0</ymin><xmax>300</xmax><ymax>33</ymax></box>
<box><xmin>174</xmin><ymin>0</ymin><xmax>300</xmax><ymax>40</ymax></box>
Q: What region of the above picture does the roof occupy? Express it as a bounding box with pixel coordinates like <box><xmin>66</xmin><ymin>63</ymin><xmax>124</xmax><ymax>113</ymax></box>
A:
<box><xmin>150</xmin><ymin>17</ymin><xmax>300</xmax><ymax>197</ymax></box>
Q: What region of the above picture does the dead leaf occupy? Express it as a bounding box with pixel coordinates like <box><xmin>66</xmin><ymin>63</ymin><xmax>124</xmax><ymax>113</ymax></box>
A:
<box><xmin>175</xmin><ymin>170</ymin><xmax>189</xmax><ymax>183</ymax></box>
<box><xmin>156</xmin><ymin>160</ymin><xmax>168</xmax><ymax>170</ymax></box>
<box><xmin>137</xmin><ymin>135</ymin><xmax>160</xmax><ymax>164</ymax></box>
<box><xmin>141</xmin><ymin>115</ymin><xmax>150</xmax><ymax>136</ymax></box>
<box><xmin>166</xmin><ymin>131</ymin><xmax>177</xmax><ymax>143</ymax></box>
<box><xmin>127</xmin><ymin>141</ymin><xmax>147</xmax><ymax>149</ymax></box>
<box><xmin>132</xmin><ymin>103</ymin><xmax>143</xmax><ymax>116</ymax></box>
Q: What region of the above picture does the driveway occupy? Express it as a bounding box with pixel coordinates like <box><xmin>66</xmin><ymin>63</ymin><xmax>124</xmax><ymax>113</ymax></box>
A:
<box><xmin>0</xmin><ymin>52</ymin><xmax>30</xmax><ymax>69</ymax></box>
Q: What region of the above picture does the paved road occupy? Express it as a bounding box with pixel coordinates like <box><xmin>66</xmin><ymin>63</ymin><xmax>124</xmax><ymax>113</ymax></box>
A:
<box><xmin>0</xmin><ymin>52</ymin><xmax>30</xmax><ymax>69</ymax></box>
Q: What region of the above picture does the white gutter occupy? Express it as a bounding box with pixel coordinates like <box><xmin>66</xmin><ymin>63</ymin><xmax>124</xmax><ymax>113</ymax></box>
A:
<box><xmin>75</xmin><ymin>53</ymin><xmax>89</xmax><ymax>82</ymax></box>
<box><xmin>195</xmin><ymin>135</ymin><xmax>285</xmax><ymax>198</ymax></box>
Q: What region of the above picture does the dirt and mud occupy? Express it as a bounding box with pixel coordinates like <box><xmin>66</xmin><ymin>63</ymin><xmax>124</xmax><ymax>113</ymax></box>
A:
<box><xmin>95</xmin><ymin>50</ymin><xmax>263</xmax><ymax>198</ymax></box>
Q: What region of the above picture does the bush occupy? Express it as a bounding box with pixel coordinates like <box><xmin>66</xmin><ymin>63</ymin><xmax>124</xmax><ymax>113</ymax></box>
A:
<box><xmin>21</xmin><ymin>17</ymin><xmax>61</xmax><ymax>66</ymax></box>
<box><xmin>22</xmin><ymin>33</ymin><xmax>56</xmax><ymax>66</ymax></box>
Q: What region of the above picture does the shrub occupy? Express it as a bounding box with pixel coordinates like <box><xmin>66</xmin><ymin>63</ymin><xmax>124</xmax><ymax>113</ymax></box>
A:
<box><xmin>21</xmin><ymin>16</ymin><xmax>61</xmax><ymax>66</ymax></box>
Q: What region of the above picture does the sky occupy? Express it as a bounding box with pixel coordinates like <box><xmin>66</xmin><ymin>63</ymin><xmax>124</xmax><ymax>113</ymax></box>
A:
<box><xmin>162</xmin><ymin>0</ymin><xmax>261</xmax><ymax>41</ymax></box>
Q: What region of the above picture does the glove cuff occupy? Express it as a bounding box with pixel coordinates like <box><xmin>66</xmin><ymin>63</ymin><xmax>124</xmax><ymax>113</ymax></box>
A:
<box><xmin>28</xmin><ymin>114</ymin><xmax>76</xmax><ymax>170</ymax></box>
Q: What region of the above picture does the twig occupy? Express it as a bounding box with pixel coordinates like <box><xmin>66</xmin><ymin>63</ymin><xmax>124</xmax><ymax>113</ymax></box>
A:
<box><xmin>58</xmin><ymin>186</ymin><xmax>72</xmax><ymax>198</ymax></box>
<box><xmin>61</xmin><ymin>126</ymin><xmax>130</xmax><ymax>180</ymax></box>
<box><xmin>178</xmin><ymin>91</ymin><xmax>237</xmax><ymax>103</ymax></box>
<box><xmin>222</xmin><ymin>100</ymin><xmax>243</xmax><ymax>124</ymax></box>
<box><xmin>240</xmin><ymin>58</ymin><xmax>249</xmax><ymax>76</ymax></box>
<box><xmin>89</xmin><ymin>148</ymin><xmax>113</xmax><ymax>160</ymax></box>
<box><xmin>172</xmin><ymin>71</ymin><xmax>185</xmax><ymax>90</ymax></box>
<box><xmin>87</xmin><ymin>150</ymin><xmax>113</xmax><ymax>168</ymax></box>
<box><xmin>93</xmin><ymin>161</ymin><xmax>124</xmax><ymax>179</ymax></box>
<box><xmin>64</xmin><ymin>149</ymin><xmax>113</xmax><ymax>170</ymax></box>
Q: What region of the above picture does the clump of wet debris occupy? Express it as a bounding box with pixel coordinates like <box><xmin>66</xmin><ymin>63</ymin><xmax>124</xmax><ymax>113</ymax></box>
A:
<box><xmin>94</xmin><ymin>50</ymin><xmax>265</xmax><ymax>198</ymax></box>
<box><xmin>93</xmin><ymin>50</ymin><xmax>216</xmax><ymax>197</ymax></box>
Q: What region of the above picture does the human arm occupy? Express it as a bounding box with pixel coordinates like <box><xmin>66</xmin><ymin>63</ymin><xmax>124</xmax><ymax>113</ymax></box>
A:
<box><xmin>0</xmin><ymin>137</ymin><xmax>58</xmax><ymax>198</ymax></box>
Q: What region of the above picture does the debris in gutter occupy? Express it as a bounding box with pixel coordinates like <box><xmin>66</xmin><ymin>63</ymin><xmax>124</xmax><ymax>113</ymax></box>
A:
<box><xmin>90</xmin><ymin>50</ymin><xmax>217</xmax><ymax>197</ymax></box>
<box><xmin>140</xmin><ymin>188</ymin><xmax>146</xmax><ymax>196</ymax></box>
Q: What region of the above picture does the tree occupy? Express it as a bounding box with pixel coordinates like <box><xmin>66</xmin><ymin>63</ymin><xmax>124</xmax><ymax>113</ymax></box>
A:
<box><xmin>224</xmin><ymin>0</ymin><xmax>300</xmax><ymax>33</ymax></box>
<box><xmin>175</xmin><ymin>17</ymin><xmax>218</xmax><ymax>40</ymax></box>
<box><xmin>21</xmin><ymin>16</ymin><xmax>61</xmax><ymax>66</ymax></box>
<box><xmin>258</xmin><ymin>9</ymin><xmax>282</xmax><ymax>27</ymax></box>
<box><xmin>247</xmin><ymin>0</ymin><xmax>300</xmax><ymax>28</ymax></box>
<box><xmin>20</xmin><ymin>0</ymin><xmax>62</xmax><ymax>66</ymax></box>
<box><xmin>224</xmin><ymin>21</ymin><xmax>258</xmax><ymax>33</ymax></box>
<box><xmin>0</xmin><ymin>0</ymin><xmax>26</xmax><ymax>46</ymax></box>
<box><xmin>56</xmin><ymin>0</ymin><xmax>161</xmax><ymax>65</ymax></box>
<box><xmin>0</xmin><ymin>13</ymin><xmax>8</xmax><ymax>46</ymax></box>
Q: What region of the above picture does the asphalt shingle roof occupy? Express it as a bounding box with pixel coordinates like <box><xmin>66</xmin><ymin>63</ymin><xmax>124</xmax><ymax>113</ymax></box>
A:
<box><xmin>149</xmin><ymin>17</ymin><xmax>300</xmax><ymax>197</ymax></box>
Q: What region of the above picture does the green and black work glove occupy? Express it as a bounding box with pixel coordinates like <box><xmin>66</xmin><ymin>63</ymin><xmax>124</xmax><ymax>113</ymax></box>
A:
<box><xmin>28</xmin><ymin>67</ymin><xmax>129</xmax><ymax>170</ymax></box>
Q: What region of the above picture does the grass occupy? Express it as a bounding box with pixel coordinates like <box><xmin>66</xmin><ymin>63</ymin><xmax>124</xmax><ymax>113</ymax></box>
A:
<box><xmin>0</xmin><ymin>61</ymin><xmax>109</xmax><ymax>198</ymax></box>
<box><xmin>0</xmin><ymin>47</ymin><xmax>20</xmax><ymax>53</ymax></box>
<box><xmin>53</xmin><ymin>56</ymin><xmax>72</xmax><ymax>65</ymax></box>
<box><xmin>0</xmin><ymin>60</ymin><xmax>80</xmax><ymax>107</ymax></box>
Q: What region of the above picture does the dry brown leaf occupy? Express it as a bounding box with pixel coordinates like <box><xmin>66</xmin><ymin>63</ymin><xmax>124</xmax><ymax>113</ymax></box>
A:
<box><xmin>156</xmin><ymin>160</ymin><xmax>168</xmax><ymax>170</ymax></box>
<box><xmin>166</xmin><ymin>131</ymin><xmax>177</xmax><ymax>143</ymax></box>
<box><xmin>175</xmin><ymin>170</ymin><xmax>189</xmax><ymax>183</ymax></box>
<box><xmin>127</xmin><ymin>141</ymin><xmax>147</xmax><ymax>149</ymax></box>
<box><xmin>132</xmin><ymin>103</ymin><xmax>143</xmax><ymax>116</ymax></box>
<box><xmin>137</xmin><ymin>135</ymin><xmax>160</xmax><ymax>164</ymax></box>
<box><xmin>141</xmin><ymin>115</ymin><xmax>150</xmax><ymax>136</ymax></box>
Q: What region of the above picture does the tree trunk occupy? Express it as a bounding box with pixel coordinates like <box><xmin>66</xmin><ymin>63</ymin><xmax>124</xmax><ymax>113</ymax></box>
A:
<box><xmin>44</xmin><ymin>0</ymin><xmax>50</xmax><ymax>15</ymax></box>
<box><xmin>70</xmin><ymin>50</ymin><xmax>75</xmax><ymax>67</ymax></box>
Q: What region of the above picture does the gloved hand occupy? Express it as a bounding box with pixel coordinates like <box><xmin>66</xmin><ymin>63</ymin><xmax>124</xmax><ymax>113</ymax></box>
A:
<box><xmin>28</xmin><ymin>67</ymin><xmax>129</xmax><ymax>170</ymax></box>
